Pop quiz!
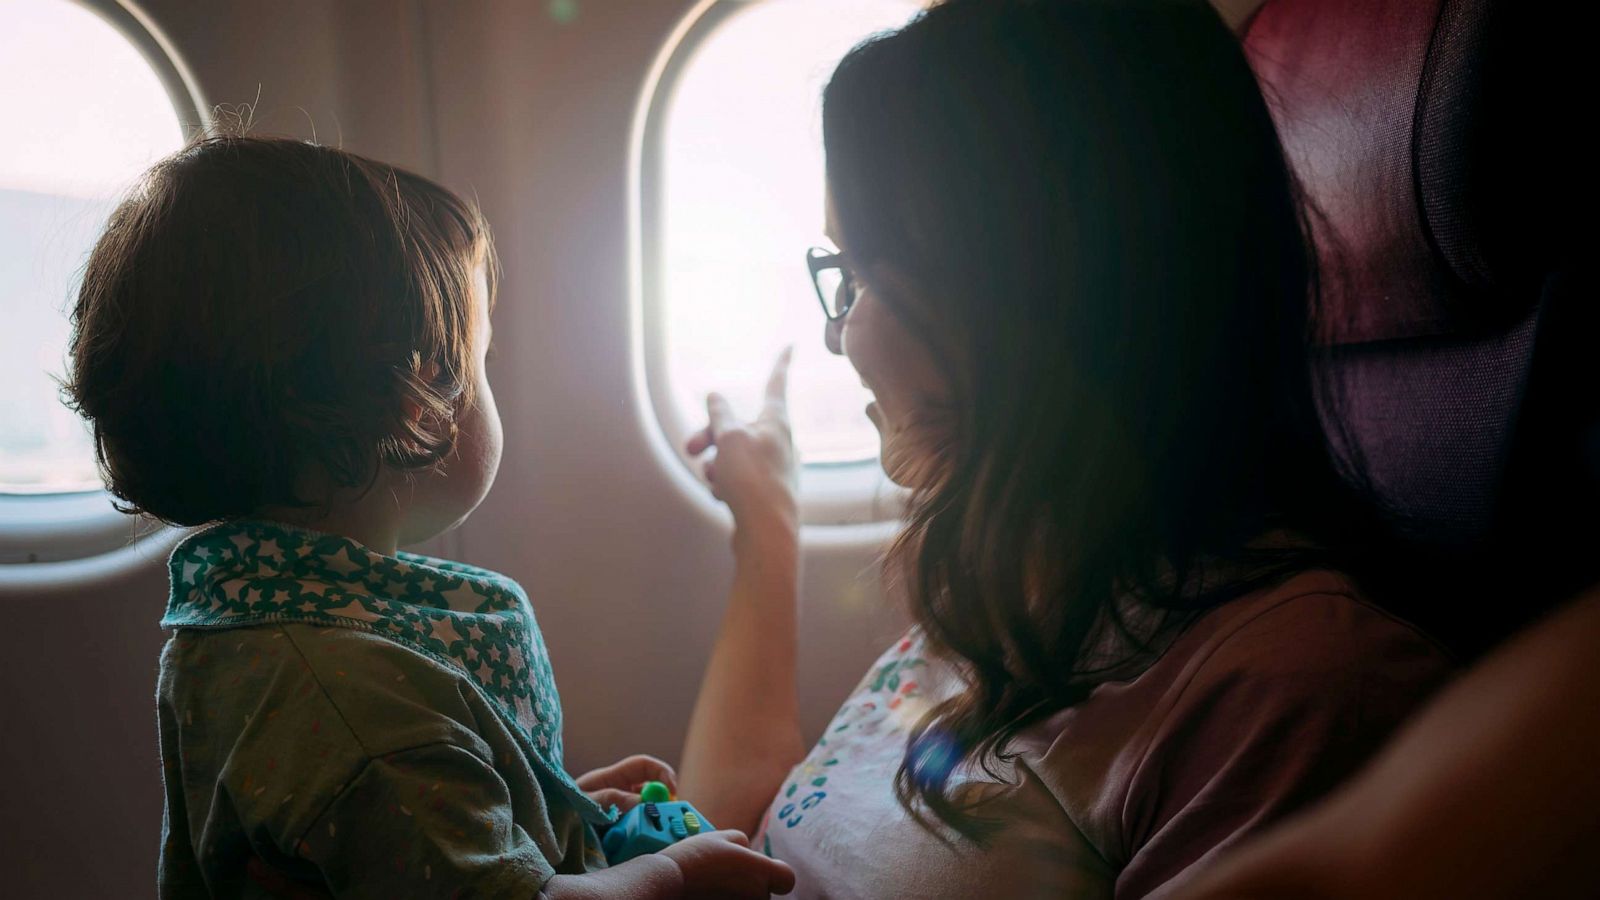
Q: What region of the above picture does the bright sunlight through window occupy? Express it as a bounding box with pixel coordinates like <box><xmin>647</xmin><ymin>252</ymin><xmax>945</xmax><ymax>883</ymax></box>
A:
<box><xmin>0</xmin><ymin>0</ymin><xmax>188</xmax><ymax>493</ymax></box>
<box><xmin>657</xmin><ymin>0</ymin><xmax>921</xmax><ymax>466</ymax></box>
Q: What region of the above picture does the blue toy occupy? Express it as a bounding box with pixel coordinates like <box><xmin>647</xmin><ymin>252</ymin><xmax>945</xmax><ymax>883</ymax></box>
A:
<box><xmin>602</xmin><ymin>781</ymin><xmax>715</xmax><ymax>864</ymax></box>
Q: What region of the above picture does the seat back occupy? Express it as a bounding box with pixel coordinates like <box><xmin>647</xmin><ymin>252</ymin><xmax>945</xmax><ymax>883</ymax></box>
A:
<box><xmin>1243</xmin><ymin>0</ymin><xmax>1593</xmax><ymax>652</ymax></box>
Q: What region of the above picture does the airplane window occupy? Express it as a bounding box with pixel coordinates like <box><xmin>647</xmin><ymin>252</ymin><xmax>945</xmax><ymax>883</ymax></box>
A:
<box><xmin>0</xmin><ymin>0</ymin><xmax>190</xmax><ymax>495</ymax></box>
<box><xmin>648</xmin><ymin>0</ymin><xmax>923</xmax><ymax>468</ymax></box>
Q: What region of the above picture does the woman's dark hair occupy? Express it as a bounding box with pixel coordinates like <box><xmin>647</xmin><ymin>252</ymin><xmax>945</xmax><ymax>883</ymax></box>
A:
<box><xmin>823</xmin><ymin>0</ymin><xmax>1382</xmax><ymax>837</ymax></box>
<box><xmin>65</xmin><ymin>134</ymin><xmax>497</xmax><ymax>526</ymax></box>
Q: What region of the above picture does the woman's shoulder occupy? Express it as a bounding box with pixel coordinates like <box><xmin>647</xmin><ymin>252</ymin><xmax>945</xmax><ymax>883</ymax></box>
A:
<box><xmin>1016</xmin><ymin>571</ymin><xmax>1456</xmax><ymax>875</ymax></box>
<box><xmin>1090</xmin><ymin>570</ymin><xmax>1456</xmax><ymax>744</ymax></box>
<box><xmin>1175</xmin><ymin>569</ymin><xmax>1453</xmax><ymax>684</ymax></box>
<box><xmin>1017</xmin><ymin>568</ymin><xmax>1457</xmax><ymax>781</ymax></box>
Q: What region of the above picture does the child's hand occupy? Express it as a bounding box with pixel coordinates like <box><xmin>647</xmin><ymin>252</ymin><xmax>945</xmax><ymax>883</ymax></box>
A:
<box><xmin>660</xmin><ymin>829</ymin><xmax>797</xmax><ymax>898</ymax></box>
<box><xmin>686</xmin><ymin>349</ymin><xmax>799</xmax><ymax>534</ymax></box>
<box><xmin>576</xmin><ymin>754</ymin><xmax>677</xmax><ymax>812</ymax></box>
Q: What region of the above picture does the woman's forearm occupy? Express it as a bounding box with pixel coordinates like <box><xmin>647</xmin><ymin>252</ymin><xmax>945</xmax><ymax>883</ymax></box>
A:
<box><xmin>540</xmin><ymin>855</ymin><xmax>682</xmax><ymax>900</ymax></box>
<box><xmin>679</xmin><ymin>517</ymin><xmax>807</xmax><ymax>834</ymax></box>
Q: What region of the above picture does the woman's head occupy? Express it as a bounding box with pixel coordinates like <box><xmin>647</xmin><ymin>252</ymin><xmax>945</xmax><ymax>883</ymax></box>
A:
<box><xmin>66</xmin><ymin>135</ymin><xmax>502</xmax><ymax>540</ymax></box>
<box><xmin>821</xmin><ymin>0</ymin><xmax>1361</xmax><ymax>833</ymax></box>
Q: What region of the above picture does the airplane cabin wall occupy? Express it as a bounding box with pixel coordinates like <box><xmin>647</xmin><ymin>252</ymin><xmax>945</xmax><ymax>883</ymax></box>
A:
<box><xmin>0</xmin><ymin>1</ymin><xmax>907</xmax><ymax>894</ymax></box>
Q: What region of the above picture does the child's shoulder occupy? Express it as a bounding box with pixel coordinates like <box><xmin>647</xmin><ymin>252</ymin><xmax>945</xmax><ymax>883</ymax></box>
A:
<box><xmin>163</xmin><ymin>623</ymin><xmax>497</xmax><ymax>760</ymax></box>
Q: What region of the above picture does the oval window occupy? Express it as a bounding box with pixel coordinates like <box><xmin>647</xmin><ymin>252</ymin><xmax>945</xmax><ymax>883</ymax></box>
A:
<box><xmin>637</xmin><ymin>0</ymin><xmax>921</xmax><ymax>525</ymax></box>
<box><xmin>0</xmin><ymin>0</ymin><xmax>194</xmax><ymax>495</ymax></box>
<box><xmin>643</xmin><ymin>0</ymin><xmax>922</xmax><ymax>459</ymax></box>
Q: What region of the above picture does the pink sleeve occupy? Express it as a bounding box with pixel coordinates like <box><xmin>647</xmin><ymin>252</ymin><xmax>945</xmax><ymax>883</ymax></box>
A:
<box><xmin>1118</xmin><ymin>594</ymin><xmax>1452</xmax><ymax>899</ymax></box>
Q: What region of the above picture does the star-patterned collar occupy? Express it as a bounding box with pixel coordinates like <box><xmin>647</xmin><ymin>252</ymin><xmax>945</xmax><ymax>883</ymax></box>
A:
<box><xmin>163</xmin><ymin>519</ymin><xmax>613</xmax><ymax>826</ymax></box>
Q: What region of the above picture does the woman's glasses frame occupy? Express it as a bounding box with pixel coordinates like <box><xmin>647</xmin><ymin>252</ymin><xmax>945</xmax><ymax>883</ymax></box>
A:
<box><xmin>807</xmin><ymin>246</ymin><xmax>857</xmax><ymax>321</ymax></box>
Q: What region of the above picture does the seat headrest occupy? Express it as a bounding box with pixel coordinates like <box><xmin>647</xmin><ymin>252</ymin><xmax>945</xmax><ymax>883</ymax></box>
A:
<box><xmin>1244</xmin><ymin>0</ymin><xmax>1569</xmax><ymax>345</ymax></box>
<box><xmin>1242</xmin><ymin>0</ymin><xmax>1594</xmax><ymax>650</ymax></box>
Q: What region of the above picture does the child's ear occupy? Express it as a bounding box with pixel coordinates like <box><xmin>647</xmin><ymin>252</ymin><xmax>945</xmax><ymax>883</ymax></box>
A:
<box><xmin>402</xmin><ymin>361</ymin><xmax>443</xmax><ymax>423</ymax></box>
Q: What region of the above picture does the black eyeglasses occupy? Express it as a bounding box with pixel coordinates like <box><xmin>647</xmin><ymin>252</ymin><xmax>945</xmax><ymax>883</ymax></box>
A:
<box><xmin>807</xmin><ymin>246</ymin><xmax>858</xmax><ymax>321</ymax></box>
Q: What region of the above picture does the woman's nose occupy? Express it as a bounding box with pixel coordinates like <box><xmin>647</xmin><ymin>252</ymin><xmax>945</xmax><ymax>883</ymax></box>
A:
<box><xmin>824</xmin><ymin>317</ymin><xmax>844</xmax><ymax>355</ymax></box>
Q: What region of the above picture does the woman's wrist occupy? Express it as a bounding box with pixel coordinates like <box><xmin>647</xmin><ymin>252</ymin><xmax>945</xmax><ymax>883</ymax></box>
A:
<box><xmin>731</xmin><ymin>509</ymin><xmax>799</xmax><ymax>561</ymax></box>
<box><xmin>729</xmin><ymin>483</ymin><xmax>799</xmax><ymax>544</ymax></box>
<box><xmin>539</xmin><ymin>854</ymin><xmax>683</xmax><ymax>899</ymax></box>
<box><xmin>634</xmin><ymin>853</ymin><xmax>686</xmax><ymax>900</ymax></box>
<box><xmin>730</xmin><ymin>510</ymin><xmax>799</xmax><ymax>618</ymax></box>
<box><xmin>728</xmin><ymin>484</ymin><xmax>798</xmax><ymax>530</ymax></box>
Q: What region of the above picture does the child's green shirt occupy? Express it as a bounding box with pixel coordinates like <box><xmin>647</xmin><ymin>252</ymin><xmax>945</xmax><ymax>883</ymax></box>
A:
<box><xmin>156</xmin><ymin>521</ymin><xmax>613</xmax><ymax>898</ymax></box>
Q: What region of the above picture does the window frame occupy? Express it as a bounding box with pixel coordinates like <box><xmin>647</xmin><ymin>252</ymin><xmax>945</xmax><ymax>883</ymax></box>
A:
<box><xmin>627</xmin><ymin>0</ymin><xmax>905</xmax><ymax>533</ymax></box>
<box><xmin>0</xmin><ymin>0</ymin><xmax>207</xmax><ymax>574</ymax></box>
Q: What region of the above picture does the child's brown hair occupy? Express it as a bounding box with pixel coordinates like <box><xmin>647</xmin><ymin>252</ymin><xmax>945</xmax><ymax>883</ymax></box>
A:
<box><xmin>64</xmin><ymin>135</ymin><xmax>497</xmax><ymax>525</ymax></box>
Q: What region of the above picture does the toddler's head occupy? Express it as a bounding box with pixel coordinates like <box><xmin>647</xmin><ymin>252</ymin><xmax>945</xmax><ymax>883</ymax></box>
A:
<box><xmin>66</xmin><ymin>135</ymin><xmax>501</xmax><ymax>546</ymax></box>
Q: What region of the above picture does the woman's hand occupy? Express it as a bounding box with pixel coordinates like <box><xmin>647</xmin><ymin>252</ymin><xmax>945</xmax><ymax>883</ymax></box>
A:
<box><xmin>660</xmin><ymin>829</ymin><xmax>797</xmax><ymax>898</ymax></box>
<box><xmin>576</xmin><ymin>754</ymin><xmax>677</xmax><ymax>813</ymax></box>
<box><xmin>686</xmin><ymin>348</ymin><xmax>799</xmax><ymax>535</ymax></box>
<box><xmin>543</xmin><ymin>830</ymin><xmax>796</xmax><ymax>900</ymax></box>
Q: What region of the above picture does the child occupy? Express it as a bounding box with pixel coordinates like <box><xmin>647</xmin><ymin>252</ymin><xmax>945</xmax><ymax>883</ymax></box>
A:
<box><xmin>65</xmin><ymin>134</ymin><xmax>794</xmax><ymax>899</ymax></box>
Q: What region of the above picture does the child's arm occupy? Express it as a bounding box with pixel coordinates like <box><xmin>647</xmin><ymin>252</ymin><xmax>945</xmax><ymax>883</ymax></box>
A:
<box><xmin>678</xmin><ymin>351</ymin><xmax>808</xmax><ymax>834</ymax></box>
<box><xmin>541</xmin><ymin>830</ymin><xmax>795</xmax><ymax>899</ymax></box>
<box><xmin>280</xmin><ymin>740</ymin><xmax>791</xmax><ymax>899</ymax></box>
<box><xmin>245</xmin><ymin>830</ymin><xmax>793</xmax><ymax>899</ymax></box>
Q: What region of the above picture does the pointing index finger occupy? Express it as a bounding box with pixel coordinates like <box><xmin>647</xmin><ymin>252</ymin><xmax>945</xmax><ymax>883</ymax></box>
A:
<box><xmin>761</xmin><ymin>346</ymin><xmax>794</xmax><ymax>421</ymax></box>
<box><xmin>706</xmin><ymin>392</ymin><xmax>735</xmax><ymax>437</ymax></box>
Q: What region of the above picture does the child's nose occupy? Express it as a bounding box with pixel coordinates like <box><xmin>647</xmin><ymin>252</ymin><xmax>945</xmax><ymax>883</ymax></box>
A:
<box><xmin>824</xmin><ymin>317</ymin><xmax>844</xmax><ymax>355</ymax></box>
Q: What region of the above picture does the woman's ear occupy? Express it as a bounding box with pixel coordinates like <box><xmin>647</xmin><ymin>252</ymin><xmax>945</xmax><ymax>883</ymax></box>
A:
<box><xmin>862</xmin><ymin>262</ymin><xmax>917</xmax><ymax>299</ymax></box>
<box><xmin>863</xmin><ymin>263</ymin><xmax>961</xmax><ymax>370</ymax></box>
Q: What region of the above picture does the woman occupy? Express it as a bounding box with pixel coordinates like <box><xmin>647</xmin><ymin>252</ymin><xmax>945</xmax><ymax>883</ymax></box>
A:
<box><xmin>677</xmin><ymin>1</ymin><xmax>1451</xmax><ymax>897</ymax></box>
